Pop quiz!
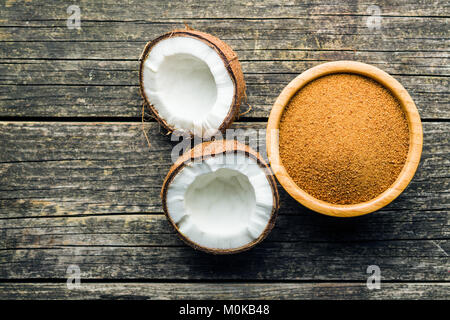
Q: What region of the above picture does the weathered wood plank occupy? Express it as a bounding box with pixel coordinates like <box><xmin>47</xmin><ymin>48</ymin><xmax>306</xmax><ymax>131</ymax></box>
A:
<box><xmin>0</xmin><ymin>79</ymin><xmax>447</xmax><ymax>119</ymax></box>
<box><xmin>1</xmin><ymin>210</ymin><xmax>448</xmax><ymax>250</ymax></box>
<box><xmin>2</xmin><ymin>20</ymin><xmax>448</xmax><ymax>58</ymax></box>
<box><xmin>0</xmin><ymin>0</ymin><xmax>447</xmax><ymax>297</ymax></box>
<box><xmin>1</xmin><ymin>15</ymin><xmax>447</xmax><ymax>119</ymax></box>
<box><xmin>0</xmin><ymin>122</ymin><xmax>448</xmax><ymax>219</ymax></box>
<box><xmin>2</xmin><ymin>0</ymin><xmax>449</xmax><ymax>21</ymax></box>
<box><xmin>2</xmin><ymin>52</ymin><xmax>448</xmax><ymax>86</ymax></box>
<box><xmin>0</xmin><ymin>282</ymin><xmax>448</xmax><ymax>300</ymax></box>
<box><xmin>0</xmin><ymin>85</ymin><xmax>142</xmax><ymax>118</ymax></box>
<box><xmin>1</xmin><ymin>17</ymin><xmax>448</xmax><ymax>46</ymax></box>
<box><xmin>0</xmin><ymin>241</ymin><xmax>448</xmax><ymax>280</ymax></box>
<box><xmin>0</xmin><ymin>64</ymin><xmax>447</xmax><ymax>118</ymax></box>
<box><xmin>0</xmin><ymin>122</ymin><xmax>447</xmax><ymax>281</ymax></box>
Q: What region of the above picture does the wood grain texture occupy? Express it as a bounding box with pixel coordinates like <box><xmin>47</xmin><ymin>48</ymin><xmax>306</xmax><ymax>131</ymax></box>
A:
<box><xmin>0</xmin><ymin>0</ymin><xmax>448</xmax><ymax>299</ymax></box>
<box><xmin>0</xmin><ymin>122</ymin><xmax>448</xmax><ymax>281</ymax></box>
<box><xmin>0</xmin><ymin>242</ymin><xmax>448</xmax><ymax>280</ymax></box>
<box><xmin>0</xmin><ymin>76</ymin><xmax>447</xmax><ymax>119</ymax></box>
<box><xmin>0</xmin><ymin>282</ymin><xmax>448</xmax><ymax>300</ymax></box>
<box><xmin>2</xmin><ymin>0</ymin><xmax>449</xmax><ymax>20</ymax></box>
<box><xmin>0</xmin><ymin>122</ymin><xmax>448</xmax><ymax>218</ymax></box>
<box><xmin>0</xmin><ymin>6</ymin><xmax>448</xmax><ymax>119</ymax></box>
<box><xmin>2</xmin><ymin>211</ymin><xmax>448</xmax><ymax>248</ymax></box>
<box><xmin>0</xmin><ymin>65</ymin><xmax>447</xmax><ymax>118</ymax></box>
<box><xmin>1</xmin><ymin>18</ymin><xmax>448</xmax><ymax>50</ymax></box>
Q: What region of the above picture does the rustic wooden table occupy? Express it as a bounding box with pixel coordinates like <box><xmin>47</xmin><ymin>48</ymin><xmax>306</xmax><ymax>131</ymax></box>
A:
<box><xmin>0</xmin><ymin>0</ymin><xmax>448</xmax><ymax>300</ymax></box>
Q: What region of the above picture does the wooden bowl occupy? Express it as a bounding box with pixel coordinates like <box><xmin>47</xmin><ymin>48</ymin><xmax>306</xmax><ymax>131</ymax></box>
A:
<box><xmin>266</xmin><ymin>61</ymin><xmax>423</xmax><ymax>217</ymax></box>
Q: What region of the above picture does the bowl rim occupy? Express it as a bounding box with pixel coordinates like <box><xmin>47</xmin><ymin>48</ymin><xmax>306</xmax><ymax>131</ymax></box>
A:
<box><xmin>266</xmin><ymin>60</ymin><xmax>423</xmax><ymax>217</ymax></box>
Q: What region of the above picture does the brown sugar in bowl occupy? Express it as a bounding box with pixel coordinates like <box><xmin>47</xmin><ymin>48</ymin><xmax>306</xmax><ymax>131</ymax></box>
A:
<box><xmin>266</xmin><ymin>61</ymin><xmax>423</xmax><ymax>217</ymax></box>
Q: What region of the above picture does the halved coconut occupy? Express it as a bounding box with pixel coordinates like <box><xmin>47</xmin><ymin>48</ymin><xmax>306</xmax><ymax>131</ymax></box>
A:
<box><xmin>161</xmin><ymin>140</ymin><xmax>279</xmax><ymax>254</ymax></box>
<box><xmin>139</xmin><ymin>29</ymin><xmax>246</xmax><ymax>137</ymax></box>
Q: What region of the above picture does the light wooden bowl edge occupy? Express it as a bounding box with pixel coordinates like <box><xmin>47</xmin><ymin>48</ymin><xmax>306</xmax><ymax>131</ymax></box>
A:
<box><xmin>266</xmin><ymin>61</ymin><xmax>423</xmax><ymax>217</ymax></box>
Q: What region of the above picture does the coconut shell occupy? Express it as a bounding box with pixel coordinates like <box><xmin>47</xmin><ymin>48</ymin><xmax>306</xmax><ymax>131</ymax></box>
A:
<box><xmin>139</xmin><ymin>29</ymin><xmax>246</xmax><ymax>136</ymax></box>
<box><xmin>161</xmin><ymin>140</ymin><xmax>279</xmax><ymax>254</ymax></box>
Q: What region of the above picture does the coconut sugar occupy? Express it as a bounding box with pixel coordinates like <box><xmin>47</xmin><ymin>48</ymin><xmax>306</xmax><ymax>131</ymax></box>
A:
<box><xmin>279</xmin><ymin>73</ymin><xmax>410</xmax><ymax>205</ymax></box>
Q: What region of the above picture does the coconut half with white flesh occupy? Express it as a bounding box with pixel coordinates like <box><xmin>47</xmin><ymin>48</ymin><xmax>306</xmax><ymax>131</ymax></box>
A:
<box><xmin>161</xmin><ymin>140</ymin><xmax>279</xmax><ymax>254</ymax></box>
<box><xmin>139</xmin><ymin>30</ymin><xmax>246</xmax><ymax>137</ymax></box>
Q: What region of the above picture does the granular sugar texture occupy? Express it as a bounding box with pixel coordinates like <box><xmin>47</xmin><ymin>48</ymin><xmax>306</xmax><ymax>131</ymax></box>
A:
<box><xmin>279</xmin><ymin>73</ymin><xmax>410</xmax><ymax>205</ymax></box>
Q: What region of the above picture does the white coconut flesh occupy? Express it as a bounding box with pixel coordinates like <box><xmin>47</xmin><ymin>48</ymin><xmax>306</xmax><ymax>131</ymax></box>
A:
<box><xmin>142</xmin><ymin>36</ymin><xmax>235</xmax><ymax>134</ymax></box>
<box><xmin>166</xmin><ymin>153</ymin><xmax>274</xmax><ymax>250</ymax></box>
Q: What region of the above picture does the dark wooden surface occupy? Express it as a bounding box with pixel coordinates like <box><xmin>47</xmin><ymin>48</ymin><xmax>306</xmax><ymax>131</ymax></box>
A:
<box><xmin>0</xmin><ymin>0</ymin><xmax>448</xmax><ymax>299</ymax></box>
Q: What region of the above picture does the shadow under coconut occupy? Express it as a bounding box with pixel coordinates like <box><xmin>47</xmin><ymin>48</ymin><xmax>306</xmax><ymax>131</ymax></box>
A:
<box><xmin>195</xmin><ymin>247</ymin><xmax>269</xmax><ymax>272</ymax></box>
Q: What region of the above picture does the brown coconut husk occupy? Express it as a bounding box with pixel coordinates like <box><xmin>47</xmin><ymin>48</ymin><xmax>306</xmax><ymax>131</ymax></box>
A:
<box><xmin>139</xmin><ymin>29</ymin><xmax>246</xmax><ymax>136</ymax></box>
<box><xmin>160</xmin><ymin>140</ymin><xmax>279</xmax><ymax>255</ymax></box>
